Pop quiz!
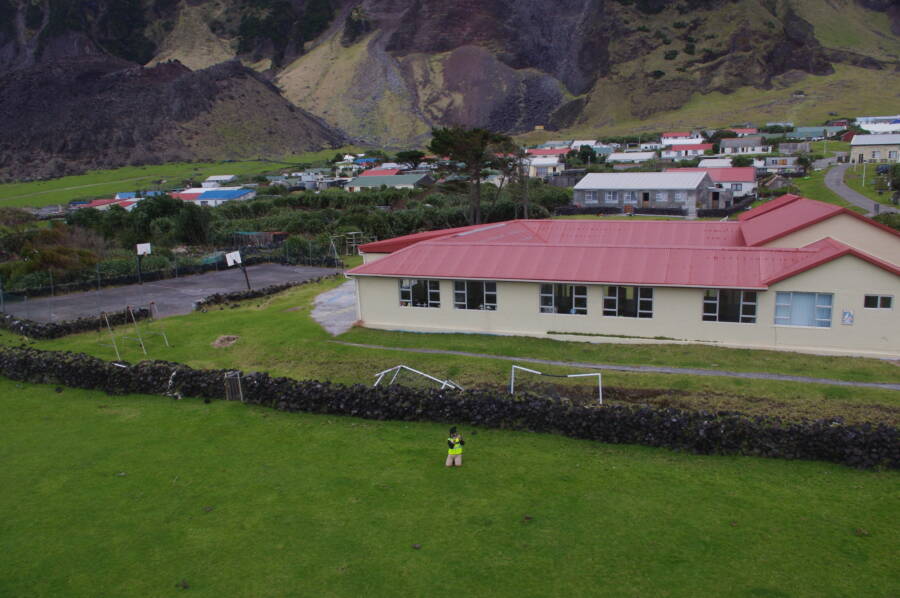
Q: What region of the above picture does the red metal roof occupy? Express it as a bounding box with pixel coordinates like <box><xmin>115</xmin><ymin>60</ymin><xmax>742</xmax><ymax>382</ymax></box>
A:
<box><xmin>740</xmin><ymin>198</ymin><xmax>845</xmax><ymax>245</ymax></box>
<box><xmin>359</xmin><ymin>224</ymin><xmax>491</xmax><ymax>253</ymax></box>
<box><xmin>739</xmin><ymin>194</ymin><xmax>804</xmax><ymax>221</ymax></box>
<box><xmin>668</xmin><ymin>144</ymin><xmax>713</xmax><ymax>151</ymax></box>
<box><xmin>360</xmin><ymin>168</ymin><xmax>401</xmax><ymax>176</ymax></box>
<box><xmin>666</xmin><ymin>167</ymin><xmax>757</xmax><ymax>183</ymax></box>
<box><xmin>81</xmin><ymin>199</ymin><xmax>119</xmax><ymax>208</ymax></box>
<box><xmin>662</xmin><ymin>132</ymin><xmax>692</xmax><ymax>137</ymax></box>
<box><xmin>728</xmin><ymin>128</ymin><xmax>758</xmax><ymax>134</ymax></box>
<box><xmin>526</xmin><ymin>148</ymin><xmax>570</xmax><ymax>156</ymax></box>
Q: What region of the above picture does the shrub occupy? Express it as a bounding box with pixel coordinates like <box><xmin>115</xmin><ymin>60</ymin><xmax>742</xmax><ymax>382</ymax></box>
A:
<box><xmin>649</xmin><ymin>70</ymin><xmax>666</xmax><ymax>79</ymax></box>
<box><xmin>664</xmin><ymin>50</ymin><xmax>679</xmax><ymax>60</ymax></box>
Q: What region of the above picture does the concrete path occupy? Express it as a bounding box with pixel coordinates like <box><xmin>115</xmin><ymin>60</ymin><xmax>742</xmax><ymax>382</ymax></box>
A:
<box><xmin>312</xmin><ymin>280</ymin><xmax>357</xmax><ymax>335</ymax></box>
<box><xmin>331</xmin><ymin>341</ymin><xmax>900</xmax><ymax>391</ymax></box>
<box><xmin>824</xmin><ymin>163</ymin><xmax>897</xmax><ymax>216</ymax></box>
<box><xmin>5</xmin><ymin>264</ymin><xmax>338</xmax><ymax>322</ymax></box>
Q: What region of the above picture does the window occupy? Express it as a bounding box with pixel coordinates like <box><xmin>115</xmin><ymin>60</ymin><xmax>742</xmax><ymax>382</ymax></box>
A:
<box><xmin>399</xmin><ymin>279</ymin><xmax>440</xmax><ymax>308</ymax></box>
<box><xmin>774</xmin><ymin>292</ymin><xmax>832</xmax><ymax>327</ymax></box>
<box><xmin>872</xmin><ymin>151</ymin><xmax>881</xmax><ymax>159</ymax></box>
<box><xmin>889</xmin><ymin>151</ymin><xmax>898</xmax><ymax>160</ymax></box>
<box><xmin>623</xmin><ymin>191</ymin><xmax>637</xmax><ymax>204</ymax></box>
<box><xmin>731</xmin><ymin>183</ymin><xmax>742</xmax><ymax>191</ymax></box>
<box><xmin>604</xmin><ymin>191</ymin><xmax>618</xmax><ymax>204</ymax></box>
<box><xmin>702</xmin><ymin>289</ymin><xmax>757</xmax><ymax>323</ymax></box>
<box><xmin>864</xmin><ymin>295</ymin><xmax>893</xmax><ymax>309</ymax></box>
<box><xmin>536</xmin><ymin>167</ymin><xmax>549</xmax><ymax>177</ymax></box>
<box><xmin>454</xmin><ymin>281</ymin><xmax>497</xmax><ymax>310</ymax></box>
<box><xmin>673</xmin><ymin>191</ymin><xmax>686</xmax><ymax>202</ymax></box>
<box><xmin>583</xmin><ymin>191</ymin><xmax>598</xmax><ymax>204</ymax></box>
<box><xmin>654</xmin><ymin>191</ymin><xmax>667</xmax><ymax>203</ymax></box>
<box><xmin>540</xmin><ymin>284</ymin><xmax>587</xmax><ymax>315</ymax></box>
<box><xmin>603</xmin><ymin>286</ymin><xmax>653</xmax><ymax>318</ymax></box>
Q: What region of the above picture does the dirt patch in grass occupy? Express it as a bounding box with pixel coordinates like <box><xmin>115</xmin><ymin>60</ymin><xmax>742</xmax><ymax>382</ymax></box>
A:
<box><xmin>212</xmin><ymin>335</ymin><xmax>239</xmax><ymax>348</ymax></box>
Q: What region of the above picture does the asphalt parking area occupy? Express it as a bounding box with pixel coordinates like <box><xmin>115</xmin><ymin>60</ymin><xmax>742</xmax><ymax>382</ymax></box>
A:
<box><xmin>5</xmin><ymin>264</ymin><xmax>340</xmax><ymax>322</ymax></box>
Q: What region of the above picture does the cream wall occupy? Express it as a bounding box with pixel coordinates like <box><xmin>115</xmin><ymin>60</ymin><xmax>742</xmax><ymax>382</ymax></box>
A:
<box><xmin>850</xmin><ymin>144</ymin><xmax>900</xmax><ymax>163</ymax></box>
<box><xmin>352</xmin><ymin>255</ymin><xmax>899</xmax><ymax>358</ymax></box>
<box><xmin>762</xmin><ymin>213</ymin><xmax>900</xmax><ymax>266</ymax></box>
<box><xmin>361</xmin><ymin>252</ymin><xmax>390</xmax><ymax>264</ymax></box>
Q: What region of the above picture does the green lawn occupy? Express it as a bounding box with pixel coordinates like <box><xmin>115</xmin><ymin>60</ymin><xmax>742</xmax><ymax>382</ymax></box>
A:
<box><xmin>810</xmin><ymin>140</ymin><xmax>850</xmax><ymax>157</ymax></box>
<box><xmin>10</xmin><ymin>278</ymin><xmax>898</xmax><ymax>425</ymax></box>
<box><xmin>1</xmin><ymin>379</ymin><xmax>897</xmax><ymax>598</ymax></box>
<box><xmin>844</xmin><ymin>164</ymin><xmax>896</xmax><ymax>207</ymax></box>
<box><xmin>0</xmin><ymin>148</ymin><xmax>359</xmax><ymax>209</ymax></box>
<box><xmin>791</xmin><ymin>167</ymin><xmax>867</xmax><ymax>214</ymax></box>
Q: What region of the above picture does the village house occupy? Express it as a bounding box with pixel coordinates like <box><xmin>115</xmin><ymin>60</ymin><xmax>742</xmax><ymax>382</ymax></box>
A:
<box><xmin>665</xmin><ymin>167</ymin><xmax>757</xmax><ymax>198</ymax></box>
<box><xmin>607</xmin><ymin>151</ymin><xmax>656</xmax><ymax>164</ymax></box>
<box><xmin>850</xmin><ymin>134</ymin><xmax>900</xmax><ymax>163</ymax></box>
<box><xmin>201</xmin><ymin>175</ymin><xmax>238</xmax><ymax>188</ymax></box>
<box><xmin>174</xmin><ymin>187</ymin><xmax>256</xmax><ymax>207</ymax></box>
<box><xmin>727</xmin><ymin>128</ymin><xmax>758</xmax><ymax>137</ymax></box>
<box><xmin>720</xmin><ymin>136</ymin><xmax>773</xmax><ymax>155</ymax></box>
<box><xmin>764</xmin><ymin>156</ymin><xmax>804</xmax><ymax>175</ymax></box>
<box><xmin>640</xmin><ymin>142</ymin><xmax>665</xmax><ymax>151</ymax></box>
<box><xmin>572</xmin><ymin>171</ymin><xmax>732</xmax><ymax>214</ymax></box>
<box><xmin>345</xmin><ymin>173</ymin><xmax>434</xmax><ymax>192</ymax></box>
<box><xmin>346</xmin><ymin>195</ymin><xmax>900</xmax><ymax>359</ymax></box>
<box><xmin>660</xmin><ymin>143</ymin><xmax>714</xmax><ymax>160</ymax></box>
<box><xmin>526</xmin><ymin>148</ymin><xmax>570</xmax><ymax>158</ymax></box>
<box><xmin>570</xmin><ymin>140</ymin><xmax>598</xmax><ymax>149</ymax></box>
<box><xmin>660</xmin><ymin>131</ymin><xmax>705</xmax><ymax>146</ymax></box>
<box><xmin>537</xmin><ymin>140</ymin><xmax>572</xmax><ymax>149</ymax></box>
<box><xmin>856</xmin><ymin>115</ymin><xmax>900</xmax><ymax>134</ymax></box>
<box><xmin>789</xmin><ymin>126</ymin><xmax>846</xmax><ymax>140</ymax></box>
<box><xmin>527</xmin><ymin>156</ymin><xmax>565</xmax><ymax>178</ymax></box>
<box><xmin>698</xmin><ymin>158</ymin><xmax>733</xmax><ymax>168</ymax></box>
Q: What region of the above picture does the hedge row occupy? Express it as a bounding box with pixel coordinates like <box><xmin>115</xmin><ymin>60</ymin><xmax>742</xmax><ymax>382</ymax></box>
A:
<box><xmin>1</xmin><ymin>346</ymin><xmax>896</xmax><ymax>470</ymax></box>
<box><xmin>0</xmin><ymin>308</ymin><xmax>150</xmax><ymax>340</ymax></box>
<box><xmin>195</xmin><ymin>275</ymin><xmax>340</xmax><ymax>309</ymax></box>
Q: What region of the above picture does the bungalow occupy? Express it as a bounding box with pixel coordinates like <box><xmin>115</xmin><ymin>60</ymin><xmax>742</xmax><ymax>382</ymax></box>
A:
<box><xmin>764</xmin><ymin>156</ymin><xmax>804</xmax><ymax>175</ymax></box>
<box><xmin>665</xmin><ymin>167</ymin><xmax>757</xmax><ymax>198</ymax></box>
<box><xmin>607</xmin><ymin>151</ymin><xmax>656</xmax><ymax>164</ymax></box>
<box><xmin>790</xmin><ymin>126</ymin><xmax>846</xmax><ymax>140</ymax></box>
<box><xmin>698</xmin><ymin>158</ymin><xmax>733</xmax><ymax>168</ymax></box>
<box><xmin>527</xmin><ymin>156</ymin><xmax>565</xmax><ymax>178</ymax></box>
<box><xmin>360</xmin><ymin>168</ymin><xmax>402</xmax><ymax>177</ymax></box>
<box><xmin>572</xmin><ymin>171</ymin><xmax>732</xmax><ymax>213</ymax></box>
<box><xmin>526</xmin><ymin>148</ymin><xmax>570</xmax><ymax>157</ymax></box>
<box><xmin>857</xmin><ymin>115</ymin><xmax>900</xmax><ymax>134</ymax></box>
<box><xmin>185</xmin><ymin>188</ymin><xmax>256</xmax><ymax>207</ymax></box>
<box><xmin>346</xmin><ymin>195</ymin><xmax>900</xmax><ymax>358</ymax></box>
<box><xmin>640</xmin><ymin>142</ymin><xmax>664</xmax><ymax>151</ymax></box>
<box><xmin>345</xmin><ymin>173</ymin><xmax>434</xmax><ymax>192</ymax></box>
<box><xmin>661</xmin><ymin>131</ymin><xmax>705</xmax><ymax>146</ymax></box>
<box><xmin>720</xmin><ymin>136</ymin><xmax>773</xmax><ymax>155</ymax></box>
<box><xmin>727</xmin><ymin>128</ymin><xmax>758</xmax><ymax>137</ymax></box>
<box><xmin>570</xmin><ymin>140</ymin><xmax>598</xmax><ymax>149</ymax></box>
<box><xmin>850</xmin><ymin>134</ymin><xmax>900</xmax><ymax>164</ymax></box>
<box><xmin>202</xmin><ymin>175</ymin><xmax>238</xmax><ymax>188</ymax></box>
<box><xmin>661</xmin><ymin>143</ymin><xmax>714</xmax><ymax>160</ymax></box>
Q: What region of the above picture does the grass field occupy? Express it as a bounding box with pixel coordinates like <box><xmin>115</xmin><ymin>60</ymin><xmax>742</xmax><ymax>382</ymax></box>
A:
<box><xmin>1</xmin><ymin>378</ymin><xmax>897</xmax><ymax>598</ymax></box>
<box><xmin>810</xmin><ymin>140</ymin><xmax>851</xmax><ymax>157</ymax></box>
<box><xmin>0</xmin><ymin>148</ymin><xmax>359</xmax><ymax>209</ymax></box>
<box><xmin>8</xmin><ymin>277</ymin><xmax>898</xmax><ymax>425</ymax></box>
<box><xmin>844</xmin><ymin>164</ymin><xmax>897</xmax><ymax>207</ymax></box>
<box><xmin>790</xmin><ymin>167</ymin><xmax>867</xmax><ymax>214</ymax></box>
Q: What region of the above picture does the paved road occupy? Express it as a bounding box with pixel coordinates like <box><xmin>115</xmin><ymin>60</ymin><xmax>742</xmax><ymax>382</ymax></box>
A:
<box><xmin>332</xmin><ymin>341</ymin><xmax>900</xmax><ymax>391</ymax></box>
<box><xmin>6</xmin><ymin>264</ymin><xmax>339</xmax><ymax>322</ymax></box>
<box><xmin>824</xmin><ymin>164</ymin><xmax>898</xmax><ymax>216</ymax></box>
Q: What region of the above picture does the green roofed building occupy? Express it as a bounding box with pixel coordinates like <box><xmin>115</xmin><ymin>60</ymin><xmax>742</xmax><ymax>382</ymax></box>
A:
<box><xmin>345</xmin><ymin>173</ymin><xmax>434</xmax><ymax>192</ymax></box>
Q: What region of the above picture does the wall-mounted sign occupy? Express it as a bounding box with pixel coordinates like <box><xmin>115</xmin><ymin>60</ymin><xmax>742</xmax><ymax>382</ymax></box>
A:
<box><xmin>841</xmin><ymin>310</ymin><xmax>854</xmax><ymax>326</ymax></box>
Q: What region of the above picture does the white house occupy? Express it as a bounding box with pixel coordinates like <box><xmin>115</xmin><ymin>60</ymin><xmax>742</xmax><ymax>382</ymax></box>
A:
<box><xmin>666</xmin><ymin>167</ymin><xmax>758</xmax><ymax>198</ymax></box>
<box><xmin>570</xmin><ymin>140</ymin><xmax>598</xmax><ymax>149</ymax></box>
<box><xmin>202</xmin><ymin>175</ymin><xmax>238</xmax><ymax>188</ymax></box>
<box><xmin>572</xmin><ymin>171</ymin><xmax>731</xmax><ymax>213</ymax></box>
<box><xmin>607</xmin><ymin>151</ymin><xmax>656</xmax><ymax>164</ymax></box>
<box><xmin>661</xmin><ymin>131</ymin><xmax>705</xmax><ymax>146</ymax></box>
<box><xmin>721</xmin><ymin>136</ymin><xmax>773</xmax><ymax>155</ymax></box>
<box><xmin>640</xmin><ymin>142</ymin><xmax>664</xmax><ymax>151</ymax></box>
<box><xmin>661</xmin><ymin>144</ymin><xmax>714</xmax><ymax>160</ymax></box>
<box><xmin>527</xmin><ymin>156</ymin><xmax>565</xmax><ymax>178</ymax></box>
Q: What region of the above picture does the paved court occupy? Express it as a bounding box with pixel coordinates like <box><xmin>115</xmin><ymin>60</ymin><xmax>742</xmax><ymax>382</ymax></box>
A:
<box><xmin>5</xmin><ymin>264</ymin><xmax>339</xmax><ymax>322</ymax></box>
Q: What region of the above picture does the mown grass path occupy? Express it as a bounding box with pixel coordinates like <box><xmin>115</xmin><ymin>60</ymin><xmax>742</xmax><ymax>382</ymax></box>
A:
<box><xmin>332</xmin><ymin>341</ymin><xmax>900</xmax><ymax>391</ymax></box>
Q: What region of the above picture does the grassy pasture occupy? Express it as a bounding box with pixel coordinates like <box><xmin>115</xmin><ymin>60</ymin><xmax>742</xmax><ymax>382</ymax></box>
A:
<box><xmin>8</xmin><ymin>277</ymin><xmax>898</xmax><ymax>425</ymax></box>
<box><xmin>1</xmin><ymin>378</ymin><xmax>897</xmax><ymax>598</ymax></box>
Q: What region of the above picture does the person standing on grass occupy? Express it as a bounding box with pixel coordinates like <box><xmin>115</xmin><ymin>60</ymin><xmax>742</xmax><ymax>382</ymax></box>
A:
<box><xmin>446</xmin><ymin>426</ymin><xmax>465</xmax><ymax>467</ymax></box>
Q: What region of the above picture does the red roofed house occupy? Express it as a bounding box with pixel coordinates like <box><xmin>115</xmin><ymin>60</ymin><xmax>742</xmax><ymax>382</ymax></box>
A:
<box><xmin>360</xmin><ymin>168</ymin><xmax>402</xmax><ymax>177</ymax></box>
<box><xmin>346</xmin><ymin>195</ymin><xmax>900</xmax><ymax>358</ymax></box>
<box><xmin>665</xmin><ymin>167</ymin><xmax>757</xmax><ymax>197</ymax></box>
<box><xmin>661</xmin><ymin>144</ymin><xmax>714</xmax><ymax>160</ymax></box>
<box><xmin>727</xmin><ymin>128</ymin><xmax>758</xmax><ymax>136</ymax></box>
<box><xmin>525</xmin><ymin>148</ymin><xmax>570</xmax><ymax>157</ymax></box>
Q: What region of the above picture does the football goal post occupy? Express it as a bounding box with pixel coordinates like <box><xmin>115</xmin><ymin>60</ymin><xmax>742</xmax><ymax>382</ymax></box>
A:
<box><xmin>508</xmin><ymin>365</ymin><xmax>603</xmax><ymax>404</ymax></box>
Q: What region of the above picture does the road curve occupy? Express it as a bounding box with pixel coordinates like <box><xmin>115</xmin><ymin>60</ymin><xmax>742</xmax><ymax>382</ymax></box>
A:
<box><xmin>824</xmin><ymin>164</ymin><xmax>897</xmax><ymax>216</ymax></box>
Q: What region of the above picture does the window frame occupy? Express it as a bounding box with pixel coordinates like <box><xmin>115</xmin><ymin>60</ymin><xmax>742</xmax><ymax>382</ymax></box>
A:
<box><xmin>863</xmin><ymin>294</ymin><xmax>893</xmax><ymax>310</ymax></box>
<box><xmin>774</xmin><ymin>291</ymin><xmax>833</xmax><ymax>328</ymax></box>
<box><xmin>604</xmin><ymin>191</ymin><xmax>618</xmax><ymax>204</ymax></box>
<box><xmin>453</xmin><ymin>280</ymin><xmax>498</xmax><ymax>311</ymax></box>
<box><xmin>603</xmin><ymin>286</ymin><xmax>653</xmax><ymax>318</ymax></box>
<box><xmin>399</xmin><ymin>279</ymin><xmax>441</xmax><ymax>308</ymax></box>
<box><xmin>583</xmin><ymin>190</ymin><xmax>598</xmax><ymax>204</ymax></box>
<box><xmin>539</xmin><ymin>283</ymin><xmax>588</xmax><ymax>315</ymax></box>
<box><xmin>702</xmin><ymin>289</ymin><xmax>757</xmax><ymax>324</ymax></box>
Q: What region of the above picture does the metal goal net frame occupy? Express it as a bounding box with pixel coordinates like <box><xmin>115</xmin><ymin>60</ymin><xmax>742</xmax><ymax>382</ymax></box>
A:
<box><xmin>508</xmin><ymin>365</ymin><xmax>603</xmax><ymax>404</ymax></box>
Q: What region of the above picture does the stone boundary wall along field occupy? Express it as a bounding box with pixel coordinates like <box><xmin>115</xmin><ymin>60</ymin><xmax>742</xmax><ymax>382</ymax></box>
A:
<box><xmin>0</xmin><ymin>347</ymin><xmax>896</xmax><ymax>470</ymax></box>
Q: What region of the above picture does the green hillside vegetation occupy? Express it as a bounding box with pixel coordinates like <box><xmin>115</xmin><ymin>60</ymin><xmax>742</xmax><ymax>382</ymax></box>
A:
<box><xmin>1</xmin><ymin>378</ymin><xmax>897</xmax><ymax>597</ymax></box>
<box><xmin>11</xmin><ymin>278</ymin><xmax>898</xmax><ymax>425</ymax></box>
